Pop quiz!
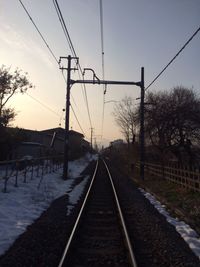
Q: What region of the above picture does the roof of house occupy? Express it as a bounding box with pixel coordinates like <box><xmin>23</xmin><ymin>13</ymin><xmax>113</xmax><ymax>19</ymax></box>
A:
<box><xmin>40</xmin><ymin>127</ymin><xmax>84</xmax><ymax>138</ymax></box>
<box><xmin>69</xmin><ymin>130</ymin><xmax>84</xmax><ymax>137</ymax></box>
<box><xmin>40</xmin><ymin>127</ymin><xmax>63</xmax><ymax>134</ymax></box>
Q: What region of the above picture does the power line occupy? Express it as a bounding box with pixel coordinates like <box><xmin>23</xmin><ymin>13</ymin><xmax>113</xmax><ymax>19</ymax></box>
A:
<box><xmin>60</xmin><ymin>63</ymin><xmax>90</xmax><ymax>134</ymax></box>
<box><xmin>27</xmin><ymin>91</ymin><xmax>87</xmax><ymax>136</ymax></box>
<box><xmin>19</xmin><ymin>0</ymin><xmax>87</xmax><ymax>134</ymax></box>
<box><xmin>145</xmin><ymin>25</ymin><xmax>200</xmax><ymax>91</ymax></box>
<box><xmin>58</xmin><ymin>108</ymin><xmax>65</xmax><ymax>127</ymax></box>
<box><xmin>17</xmin><ymin>4</ymin><xmax>79</xmax><ymax>114</ymax></box>
<box><xmin>53</xmin><ymin>0</ymin><xmax>92</xmax><ymax>127</ymax></box>
<box><xmin>53</xmin><ymin>0</ymin><xmax>93</xmax><ymax>128</ymax></box>
<box><xmin>71</xmin><ymin>105</ymin><xmax>86</xmax><ymax>137</ymax></box>
<box><xmin>26</xmin><ymin>92</ymin><xmax>60</xmax><ymax>117</ymax></box>
<box><xmin>19</xmin><ymin>0</ymin><xmax>62</xmax><ymax>121</ymax></box>
<box><xmin>53</xmin><ymin>0</ymin><xmax>77</xmax><ymax>58</ymax></box>
<box><xmin>18</xmin><ymin>0</ymin><xmax>58</xmax><ymax>64</ymax></box>
<box><xmin>61</xmin><ymin>72</ymin><xmax>79</xmax><ymax>109</ymax></box>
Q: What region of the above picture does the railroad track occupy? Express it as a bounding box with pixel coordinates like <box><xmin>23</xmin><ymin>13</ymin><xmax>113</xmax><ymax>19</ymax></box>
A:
<box><xmin>58</xmin><ymin>158</ymin><xmax>137</xmax><ymax>267</ymax></box>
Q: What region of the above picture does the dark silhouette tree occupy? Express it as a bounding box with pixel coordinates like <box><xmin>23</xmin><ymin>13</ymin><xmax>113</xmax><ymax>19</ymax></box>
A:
<box><xmin>0</xmin><ymin>65</ymin><xmax>33</xmax><ymax>126</ymax></box>
<box><xmin>144</xmin><ymin>86</ymin><xmax>200</xmax><ymax>164</ymax></box>
<box><xmin>0</xmin><ymin>65</ymin><xmax>33</xmax><ymax>160</ymax></box>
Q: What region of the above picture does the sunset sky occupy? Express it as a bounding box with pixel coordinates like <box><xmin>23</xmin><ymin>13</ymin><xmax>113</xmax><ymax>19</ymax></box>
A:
<box><xmin>0</xmin><ymin>0</ymin><xmax>200</xmax><ymax>147</ymax></box>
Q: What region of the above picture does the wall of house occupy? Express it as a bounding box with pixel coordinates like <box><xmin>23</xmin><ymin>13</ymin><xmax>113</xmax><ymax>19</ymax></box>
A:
<box><xmin>12</xmin><ymin>142</ymin><xmax>45</xmax><ymax>159</ymax></box>
<box><xmin>69</xmin><ymin>135</ymin><xmax>84</xmax><ymax>160</ymax></box>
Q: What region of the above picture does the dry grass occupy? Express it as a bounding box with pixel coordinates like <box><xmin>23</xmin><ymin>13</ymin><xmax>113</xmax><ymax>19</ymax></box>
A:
<box><xmin>131</xmin><ymin>166</ymin><xmax>200</xmax><ymax>234</ymax></box>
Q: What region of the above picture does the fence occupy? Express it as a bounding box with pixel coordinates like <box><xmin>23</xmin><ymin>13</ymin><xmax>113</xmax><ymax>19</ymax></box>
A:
<box><xmin>0</xmin><ymin>156</ymin><xmax>63</xmax><ymax>193</ymax></box>
<box><xmin>141</xmin><ymin>162</ymin><xmax>200</xmax><ymax>192</ymax></box>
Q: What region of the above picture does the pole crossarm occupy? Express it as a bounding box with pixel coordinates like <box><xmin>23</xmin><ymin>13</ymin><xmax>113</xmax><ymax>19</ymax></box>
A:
<box><xmin>70</xmin><ymin>79</ymin><xmax>141</xmax><ymax>87</ymax></box>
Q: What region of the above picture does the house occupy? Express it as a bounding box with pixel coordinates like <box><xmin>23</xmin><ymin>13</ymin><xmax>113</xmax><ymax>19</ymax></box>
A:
<box><xmin>41</xmin><ymin>127</ymin><xmax>90</xmax><ymax>159</ymax></box>
<box><xmin>68</xmin><ymin>130</ymin><xmax>90</xmax><ymax>159</ymax></box>
<box><xmin>9</xmin><ymin>128</ymin><xmax>46</xmax><ymax>160</ymax></box>
<box><xmin>13</xmin><ymin>142</ymin><xmax>46</xmax><ymax>159</ymax></box>
<box><xmin>10</xmin><ymin>127</ymin><xmax>90</xmax><ymax>160</ymax></box>
<box><xmin>110</xmin><ymin>139</ymin><xmax>124</xmax><ymax>148</ymax></box>
<box><xmin>40</xmin><ymin>127</ymin><xmax>65</xmax><ymax>155</ymax></box>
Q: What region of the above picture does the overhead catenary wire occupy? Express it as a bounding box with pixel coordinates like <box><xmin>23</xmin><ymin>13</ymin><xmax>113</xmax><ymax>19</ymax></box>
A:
<box><xmin>53</xmin><ymin>0</ymin><xmax>93</xmax><ymax>129</ymax></box>
<box><xmin>18</xmin><ymin>0</ymin><xmax>87</xmax><ymax>135</ymax></box>
<box><xmin>99</xmin><ymin>0</ymin><xmax>106</xmax><ymax>144</ymax></box>
<box><xmin>145</xmin><ymin>25</ymin><xmax>200</xmax><ymax>91</ymax></box>
<box><xmin>77</xmin><ymin>71</ymin><xmax>93</xmax><ymax>129</ymax></box>
<box><xmin>100</xmin><ymin>0</ymin><xmax>105</xmax><ymax>86</ymax></box>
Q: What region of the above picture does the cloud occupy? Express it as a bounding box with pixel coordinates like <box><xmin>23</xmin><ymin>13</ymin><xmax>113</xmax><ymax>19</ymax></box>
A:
<box><xmin>0</xmin><ymin>23</ymin><xmax>55</xmax><ymax>69</ymax></box>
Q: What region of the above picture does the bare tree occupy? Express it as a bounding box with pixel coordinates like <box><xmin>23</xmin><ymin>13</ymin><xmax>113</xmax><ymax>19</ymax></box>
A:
<box><xmin>113</xmin><ymin>96</ymin><xmax>137</xmax><ymax>145</ymax></box>
<box><xmin>0</xmin><ymin>65</ymin><xmax>33</xmax><ymax>125</ymax></box>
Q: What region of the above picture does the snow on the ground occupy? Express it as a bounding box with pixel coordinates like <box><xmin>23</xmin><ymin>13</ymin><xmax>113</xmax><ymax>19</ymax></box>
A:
<box><xmin>139</xmin><ymin>188</ymin><xmax>200</xmax><ymax>260</ymax></box>
<box><xmin>0</xmin><ymin>153</ymin><xmax>97</xmax><ymax>256</ymax></box>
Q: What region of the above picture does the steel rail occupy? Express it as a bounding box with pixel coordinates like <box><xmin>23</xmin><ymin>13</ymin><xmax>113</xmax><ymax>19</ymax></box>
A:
<box><xmin>58</xmin><ymin>159</ymin><xmax>99</xmax><ymax>267</ymax></box>
<box><xmin>103</xmin><ymin>159</ymin><xmax>138</xmax><ymax>267</ymax></box>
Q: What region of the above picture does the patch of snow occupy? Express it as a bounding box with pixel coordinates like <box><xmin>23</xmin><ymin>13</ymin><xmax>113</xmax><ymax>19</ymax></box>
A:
<box><xmin>139</xmin><ymin>188</ymin><xmax>200</xmax><ymax>260</ymax></box>
<box><xmin>66</xmin><ymin>175</ymin><xmax>90</xmax><ymax>216</ymax></box>
<box><xmin>0</xmin><ymin>153</ymin><xmax>97</xmax><ymax>256</ymax></box>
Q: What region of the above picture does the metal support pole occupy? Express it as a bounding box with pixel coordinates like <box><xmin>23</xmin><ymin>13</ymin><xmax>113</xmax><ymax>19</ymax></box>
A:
<box><xmin>63</xmin><ymin>55</ymin><xmax>72</xmax><ymax>179</ymax></box>
<box><xmin>71</xmin><ymin>79</ymin><xmax>141</xmax><ymax>86</ymax></box>
<box><xmin>140</xmin><ymin>67</ymin><xmax>145</xmax><ymax>180</ymax></box>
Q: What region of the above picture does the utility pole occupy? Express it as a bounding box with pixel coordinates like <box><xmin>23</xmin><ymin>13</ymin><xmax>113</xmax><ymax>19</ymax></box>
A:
<box><xmin>90</xmin><ymin>127</ymin><xmax>94</xmax><ymax>150</ymax></box>
<box><xmin>59</xmin><ymin>55</ymin><xmax>78</xmax><ymax>179</ymax></box>
<box><xmin>140</xmin><ymin>67</ymin><xmax>145</xmax><ymax>180</ymax></box>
